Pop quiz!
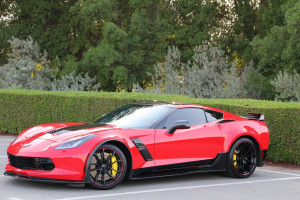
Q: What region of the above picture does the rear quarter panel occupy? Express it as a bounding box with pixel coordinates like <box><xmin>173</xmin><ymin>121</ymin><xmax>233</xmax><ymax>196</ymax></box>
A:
<box><xmin>220</xmin><ymin>120</ymin><xmax>269</xmax><ymax>152</ymax></box>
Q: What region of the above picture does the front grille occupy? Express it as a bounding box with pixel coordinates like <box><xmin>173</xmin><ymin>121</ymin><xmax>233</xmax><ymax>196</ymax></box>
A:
<box><xmin>8</xmin><ymin>153</ymin><xmax>55</xmax><ymax>171</ymax></box>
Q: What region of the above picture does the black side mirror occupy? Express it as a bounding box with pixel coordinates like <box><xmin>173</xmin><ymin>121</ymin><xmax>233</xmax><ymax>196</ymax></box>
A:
<box><xmin>167</xmin><ymin>120</ymin><xmax>190</xmax><ymax>134</ymax></box>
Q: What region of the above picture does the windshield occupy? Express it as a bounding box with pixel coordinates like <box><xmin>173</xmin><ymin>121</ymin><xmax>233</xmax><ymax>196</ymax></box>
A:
<box><xmin>94</xmin><ymin>104</ymin><xmax>172</xmax><ymax>129</ymax></box>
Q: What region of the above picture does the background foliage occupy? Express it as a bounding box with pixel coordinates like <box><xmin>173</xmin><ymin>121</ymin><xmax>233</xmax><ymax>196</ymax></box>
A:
<box><xmin>0</xmin><ymin>1</ymin><xmax>299</xmax><ymax>164</ymax></box>
<box><xmin>0</xmin><ymin>89</ymin><xmax>299</xmax><ymax>164</ymax></box>
<box><xmin>1</xmin><ymin>0</ymin><xmax>299</xmax><ymax>95</ymax></box>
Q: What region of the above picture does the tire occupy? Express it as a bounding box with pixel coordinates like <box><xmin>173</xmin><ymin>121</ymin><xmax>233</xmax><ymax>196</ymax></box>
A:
<box><xmin>226</xmin><ymin>138</ymin><xmax>257</xmax><ymax>178</ymax></box>
<box><xmin>86</xmin><ymin>144</ymin><xmax>127</xmax><ymax>189</ymax></box>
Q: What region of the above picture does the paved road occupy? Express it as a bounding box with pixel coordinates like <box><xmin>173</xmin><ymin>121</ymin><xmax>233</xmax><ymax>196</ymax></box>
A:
<box><xmin>0</xmin><ymin>135</ymin><xmax>299</xmax><ymax>200</ymax></box>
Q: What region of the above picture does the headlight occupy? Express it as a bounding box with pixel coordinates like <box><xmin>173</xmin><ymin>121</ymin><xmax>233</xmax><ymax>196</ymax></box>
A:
<box><xmin>55</xmin><ymin>134</ymin><xmax>97</xmax><ymax>150</ymax></box>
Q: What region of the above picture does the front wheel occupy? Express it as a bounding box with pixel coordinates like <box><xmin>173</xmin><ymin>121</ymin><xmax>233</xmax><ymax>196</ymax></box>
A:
<box><xmin>87</xmin><ymin>144</ymin><xmax>127</xmax><ymax>189</ymax></box>
<box><xmin>226</xmin><ymin>138</ymin><xmax>257</xmax><ymax>178</ymax></box>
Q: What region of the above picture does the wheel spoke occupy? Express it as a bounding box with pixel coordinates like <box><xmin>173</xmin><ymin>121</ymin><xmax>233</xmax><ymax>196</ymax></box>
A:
<box><xmin>95</xmin><ymin>171</ymin><xmax>100</xmax><ymax>181</ymax></box>
<box><xmin>106</xmin><ymin>155</ymin><xmax>112</xmax><ymax>164</ymax></box>
<box><xmin>239</xmin><ymin>156</ymin><xmax>243</xmax><ymax>171</ymax></box>
<box><xmin>108</xmin><ymin>167</ymin><xmax>121</xmax><ymax>173</ymax></box>
<box><xmin>106</xmin><ymin>171</ymin><xmax>115</xmax><ymax>180</ymax></box>
<box><xmin>101</xmin><ymin>170</ymin><xmax>106</xmax><ymax>184</ymax></box>
<box><xmin>102</xmin><ymin>149</ymin><xmax>106</xmax><ymax>162</ymax></box>
<box><xmin>242</xmin><ymin>159</ymin><xmax>245</xmax><ymax>173</ymax></box>
<box><xmin>244</xmin><ymin>144</ymin><xmax>252</xmax><ymax>156</ymax></box>
<box><xmin>94</xmin><ymin>155</ymin><xmax>100</xmax><ymax>163</ymax></box>
<box><xmin>243</xmin><ymin>143</ymin><xmax>247</xmax><ymax>156</ymax></box>
<box><xmin>246</xmin><ymin>153</ymin><xmax>256</xmax><ymax>158</ymax></box>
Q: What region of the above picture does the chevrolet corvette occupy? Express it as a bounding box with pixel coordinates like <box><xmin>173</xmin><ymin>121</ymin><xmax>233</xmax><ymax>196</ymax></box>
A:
<box><xmin>4</xmin><ymin>102</ymin><xmax>269</xmax><ymax>189</ymax></box>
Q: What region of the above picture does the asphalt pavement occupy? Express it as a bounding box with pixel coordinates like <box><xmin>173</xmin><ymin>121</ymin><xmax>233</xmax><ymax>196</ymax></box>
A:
<box><xmin>0</xmin><ymin>135</ymin><xmax>299</xmax><ymax>200</ymax></box>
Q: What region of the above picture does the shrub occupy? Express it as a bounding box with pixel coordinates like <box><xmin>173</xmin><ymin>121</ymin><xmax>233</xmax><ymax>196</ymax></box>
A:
<box><xmin>0</xmin><ymin>37</ymin><xmax>100</xmax><ymax>91</ymax></box>
<box><xmin>271</xmin><ymin>70</ymin><xmax>300</xmax><ymax>102</ymax></box>
<box><xmin>0</xmin><ymin>37</ymin><xmax>55</xmax><ymax>90</ymax></box>
<box><xmin>0</xmin><ymin>89</ymin><xmax>299</xmax><ymax>164</ymax></box>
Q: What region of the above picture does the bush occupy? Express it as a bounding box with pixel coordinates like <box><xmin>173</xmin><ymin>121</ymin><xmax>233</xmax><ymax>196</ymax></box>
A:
<box><xmin>0</xmin><ymin>89</ymin><xmax>299</xmax><ymax>164</ymax></box>
<box><xmin>271</xmin><ymin>70</ymin><xmax>300</xmax><ymax>102</ymax></box>
<box><xmin>0</xmin><ymin>37</ymin><xmax>55</xmax><ymax>90</ymax></box>
<box><xmin>0</xmin><ymin>37</ymin><xmax>101</xmax><ymax>91</ymax></box>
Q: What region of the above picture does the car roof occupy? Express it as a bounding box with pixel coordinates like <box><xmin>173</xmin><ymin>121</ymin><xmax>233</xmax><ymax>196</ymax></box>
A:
<box><xmin>132</xmin><ymin>101</ymin><xmax>243</xmax><ymax>120</ymax></box>
<box><xmin>132</xmin><ymin>101</ymin><xmax>213</xmax><ymax>110</ymax></box>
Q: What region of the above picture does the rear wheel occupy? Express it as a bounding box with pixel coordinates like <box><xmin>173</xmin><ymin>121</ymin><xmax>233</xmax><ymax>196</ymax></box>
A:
<box><xmin>87</xmin><ymin>144</ymin><xmax>127</xmax><ymax>189</ymax></box>
<box><xmin>226</xmin><ymin>138</ymin><xmax>257</xmax><ymax>178</ymax></box>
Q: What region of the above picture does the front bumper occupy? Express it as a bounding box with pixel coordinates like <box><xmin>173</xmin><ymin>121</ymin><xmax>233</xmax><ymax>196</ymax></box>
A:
<box><xmin>5</xmin><ymin>148</ymin><xmax>91</xmax><ymax>181</ymax></box>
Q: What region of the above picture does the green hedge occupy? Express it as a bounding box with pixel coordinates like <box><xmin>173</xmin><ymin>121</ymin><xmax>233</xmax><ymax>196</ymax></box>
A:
<box><xmin>0</xmin><ymin>89</ymin><xmax>299</xmax><ymax>164</ymax></box>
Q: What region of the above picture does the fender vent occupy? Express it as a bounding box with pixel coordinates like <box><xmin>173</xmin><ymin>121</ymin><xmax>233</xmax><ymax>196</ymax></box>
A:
<box><xmin>131</xmin><ymin>138</ymin><xmax>153</xmax><ymax>161</ymax></box>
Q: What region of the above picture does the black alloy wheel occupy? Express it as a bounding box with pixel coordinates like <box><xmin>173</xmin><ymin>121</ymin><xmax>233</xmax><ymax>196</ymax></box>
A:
<box><xmin>87</xmin><ymin>144</ymin><xmax>127</xmax><ymax>189</ymax></box>
<box><xmin>226</xmin><ymin>138</ymin><xmax>257</xmax><ymax>178</ymax></box>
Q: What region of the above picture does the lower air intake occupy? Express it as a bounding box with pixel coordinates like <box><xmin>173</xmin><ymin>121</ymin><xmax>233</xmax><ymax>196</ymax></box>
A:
<box><xmin>8</xmin><ymin>153</ymin><xmax>55</xmax><ymax>171</ymax></box>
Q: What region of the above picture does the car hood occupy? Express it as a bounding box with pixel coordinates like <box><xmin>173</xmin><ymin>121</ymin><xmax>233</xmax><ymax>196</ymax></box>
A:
<box><xmin>8</xmin><ymin>123</ymin><xmax>122</xmax><ymax>156</ymax></box>
<box><xmin>13</xmin><ymin>123</ymin><xmax>119</xmax><ymax>145</ymax></box>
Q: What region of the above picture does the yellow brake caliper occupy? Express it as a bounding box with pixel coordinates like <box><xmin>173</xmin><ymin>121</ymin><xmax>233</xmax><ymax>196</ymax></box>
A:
<box><xmin>233</xmin><ymin>150</ymin><xmax>237</xmax><ymax>167</ymax></box>
<box><xmin>111</xmin><ymin>154</ymin><xmax>118</xmax><ymax>178</ymax></box>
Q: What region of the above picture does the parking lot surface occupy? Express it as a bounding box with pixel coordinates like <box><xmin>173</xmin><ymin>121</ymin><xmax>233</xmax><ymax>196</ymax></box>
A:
<box><xmin>1</xmin><ymin>135</ymin><xmax>299</xmax><ymax>200</ymax></box>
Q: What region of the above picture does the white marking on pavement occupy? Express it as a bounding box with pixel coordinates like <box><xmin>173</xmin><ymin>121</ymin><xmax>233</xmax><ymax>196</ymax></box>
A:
<box><xmin>55</xmin><ymin>177</ymin><xmax>300</xmax><ymax>200</ymax></box>
<box><xmin>8</xmin><ymin>198</ymin><xmax>25</xmax><ymax>200</ymax></box>
<box><xmin>257</xmin><ymin>169</ymin><xmax>300</xmax><ymax>177</ymax></box>
<box><xmin>0</xmin><ymin>156</ymin><xmax>7</xmax><ymax>158</ymax></box>
<box><xmin>0</xmin><ymin>139</ymin><xmax>15</xmax><ymax>141</ymax></box>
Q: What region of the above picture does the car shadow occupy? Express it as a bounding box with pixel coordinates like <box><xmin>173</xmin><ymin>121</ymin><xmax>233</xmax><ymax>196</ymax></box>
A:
<box><xmin>4</xmin><ymin>171</ymin><xmax>227</xmax><ymax>191</ymax></box>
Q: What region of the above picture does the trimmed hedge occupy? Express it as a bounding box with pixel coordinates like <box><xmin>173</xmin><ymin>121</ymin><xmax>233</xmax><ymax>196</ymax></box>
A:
<box><xmin>0</xmin><ymin>89</ymin><xmax>299</xmax><ymax>164</ymax></box>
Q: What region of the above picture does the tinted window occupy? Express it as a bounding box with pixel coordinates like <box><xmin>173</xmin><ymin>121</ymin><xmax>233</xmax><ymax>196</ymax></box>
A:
<box><xmin>205</xmin><ymin>110</ymin><xmax>223</xmax><ymax>122</ymax></box>
<box><xmin>94</xmin><ymin>104</ymin><xmax>172</xmax><ymax>129</ymax></box>
<box><xmin>165</xmin><ymin>108</ymin><xmax>206</xmax><ymax>129</ymax></box>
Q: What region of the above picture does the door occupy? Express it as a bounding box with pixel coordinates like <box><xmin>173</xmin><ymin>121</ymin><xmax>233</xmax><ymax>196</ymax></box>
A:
<box><xmin>154</xmin><ymin>108</ymin><xmax>224</xmax><ymax>171</ymax></box>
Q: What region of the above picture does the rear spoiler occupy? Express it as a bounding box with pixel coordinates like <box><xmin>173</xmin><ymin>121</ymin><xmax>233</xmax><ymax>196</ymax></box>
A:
<box><xmin>243</xmin><ymin>113</ymin><xmax>265</xmax><ymax>121</ymax></box>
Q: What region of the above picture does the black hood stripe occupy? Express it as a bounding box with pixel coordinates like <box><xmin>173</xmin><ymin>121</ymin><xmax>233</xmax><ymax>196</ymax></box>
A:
<box><xmin>47</xmin><ymin>123</ymin><xmax>108</xmax><ymax>134</ymax></box>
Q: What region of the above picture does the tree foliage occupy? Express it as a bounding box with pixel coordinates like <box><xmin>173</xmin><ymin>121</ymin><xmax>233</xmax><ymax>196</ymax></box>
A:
<box><xmin>0</xmin><ymin>0</ymin><xmax>299</xmax><ymax>99</ymax></box>
<box><xmin>251</xmin><ymin>0</ymin><xmax>300</xmax><ymax>75</ymax></box>
<box><xmin>0</xmin><ymin>0</ymin><xmax>219</xmax><ymax>91</ymax></box>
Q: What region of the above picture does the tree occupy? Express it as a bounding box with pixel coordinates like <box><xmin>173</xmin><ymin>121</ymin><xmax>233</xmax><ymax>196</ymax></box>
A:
<box><xmin>0</xmin><ymin>0</ymin><xmax>79</xmax><ymax>63</ymax></box>
<box><xmin>166</xmin><ymin>0</ymin><xmax>219</xmax><ymax>62</ymax></box>
<box><xmin>251</xmin><ymin>0</ymin><xmax>300</xmax><ymax>76</ymax></box>
<box><xmin>76</xmin><ymin>22</ymin><xmax>128</xmax><ymax>91</ymax></box>
<box><xmin>218</xmin><ymin>0</ymin><xmax>287</xmax><ymax>65</ymax></box>
<box><xmin>134</xmin><ymin>42</ymin><xmax>257</xmax><ymax>99</ymax></box>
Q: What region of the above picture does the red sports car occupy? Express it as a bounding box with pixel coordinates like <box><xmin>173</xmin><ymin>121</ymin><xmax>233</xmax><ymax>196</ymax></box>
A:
<box><xmin>5</xmin><ymin>102</ymin><xmax>269</xmax><ymax>189</ymax></box>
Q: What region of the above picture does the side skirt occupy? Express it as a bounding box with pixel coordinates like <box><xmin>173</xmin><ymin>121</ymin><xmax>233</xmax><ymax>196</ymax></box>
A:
<box><xmin>130</xmin><ymin>153</ymin><xmax>228</xmax><ymax>180</ymax></box>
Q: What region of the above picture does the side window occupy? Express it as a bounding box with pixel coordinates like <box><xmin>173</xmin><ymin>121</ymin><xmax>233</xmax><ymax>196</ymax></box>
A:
<box><xmin>165</xmin><ymin>108</ymin><xmax>207</xmax><ymax>129</ymax></box>
<box><xmin>205</xmin><ymin>110</ymin><xmax>223</xmax><ymax>122</ymax></box>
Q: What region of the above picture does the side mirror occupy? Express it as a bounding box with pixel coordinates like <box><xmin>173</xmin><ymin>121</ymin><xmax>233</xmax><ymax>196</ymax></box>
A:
<box><xmin>167</xmin><ymin>120</ymin><xmax>190</xmax><ymax>134</ymax></box>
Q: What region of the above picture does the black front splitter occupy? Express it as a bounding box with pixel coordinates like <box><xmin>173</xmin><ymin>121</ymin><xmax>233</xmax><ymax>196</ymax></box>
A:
<box><xmin>4</xmin><ymin>171</ymin><xmax>84</xmax><ymax>185</ymax></box>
